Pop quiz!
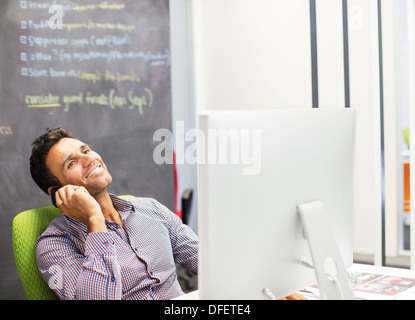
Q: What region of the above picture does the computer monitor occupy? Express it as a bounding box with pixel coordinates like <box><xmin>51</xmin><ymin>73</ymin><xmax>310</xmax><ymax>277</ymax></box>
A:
<box><xmin>197</xmin><ymin>108</ymin><xmax>356</xmax><ymax>300</ymax></box>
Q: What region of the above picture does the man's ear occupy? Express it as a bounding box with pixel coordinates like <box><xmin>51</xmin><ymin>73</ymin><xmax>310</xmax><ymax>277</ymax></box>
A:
<box><xmin>47</xmin><ymin>186</ymin><xmax>59</xmax><ymax>196</ymax></box>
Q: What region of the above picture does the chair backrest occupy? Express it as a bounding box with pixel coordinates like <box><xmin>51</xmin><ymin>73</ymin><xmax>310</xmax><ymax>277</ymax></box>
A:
<box><xmin>12</xmin><ymin>195</ymin><xmax>135</xmax><ymax>300</ymax></box>
<box><xmin>12</xmin><ymin>206</ymin><xmax>62</xmax><ymax>300</ymax></box>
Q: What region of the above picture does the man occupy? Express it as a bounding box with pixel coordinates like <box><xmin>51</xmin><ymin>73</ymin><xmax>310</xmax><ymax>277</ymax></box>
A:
<box><xmin>30</xmin><ymin>128</ymin><xmax>306</xmax><ymax>301</ymax></box>
<box><xmin>30</xmin><ymin>128</ymin><xmax>198</xmax><ymax>300</ymax></box>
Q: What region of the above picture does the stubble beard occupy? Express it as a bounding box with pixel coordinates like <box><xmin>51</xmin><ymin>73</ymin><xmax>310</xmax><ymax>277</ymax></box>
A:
<box><xmin>87</xmin><ymin>172</ymin><xmax>113</xmax><ymax>197</ymax></box>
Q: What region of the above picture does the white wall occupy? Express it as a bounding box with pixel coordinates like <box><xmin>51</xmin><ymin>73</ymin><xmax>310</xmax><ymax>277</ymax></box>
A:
<box><xmin>406</xmin><ymin>0</ymin><xmax>415</xmax><ymax>268</ymax></box>
<box><xmin>191</xmin><ymin>0</ymin><xmax>312</xmax><ymax>112</ymax></box>
<box><xmin>347</xmin><ymin>0</ymin><xmax>383</xmax><ymax>262</ymax></box>
<box><xmin>315</xmin><ymin>0</ymin><xmax>345</xmax><ymax>109</ymax></box>
<box><xmin>381</xmin><ymin>0</ymin><xmax>400</xmax><ymax>261</ymax></box>
<box><xmin>170</xmin><ymin>0</ymin><xmax>198</xmax><ymax>232</ymax></box>
<box><xmin>187</xmin><ymin>0</ymin><xmax>403</xmax><ymax>263</ymax></box>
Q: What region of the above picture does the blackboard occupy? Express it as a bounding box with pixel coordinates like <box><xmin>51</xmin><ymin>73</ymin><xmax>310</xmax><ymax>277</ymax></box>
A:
<box><xmin>0</xmin><ymin>0</ymin><xmax>173</xmax><ymax>299</ymax></box>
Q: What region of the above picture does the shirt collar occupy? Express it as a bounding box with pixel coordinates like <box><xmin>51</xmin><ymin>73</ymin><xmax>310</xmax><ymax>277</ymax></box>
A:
<box><xmin>109</xmin><ymin>193</ymin><xmax>135</xmax><ymax>213</ymax></box>
<box><xmin>64</xmin><ymin>193</ymin><xmax>135</xmax><ymax>235</ymax></box>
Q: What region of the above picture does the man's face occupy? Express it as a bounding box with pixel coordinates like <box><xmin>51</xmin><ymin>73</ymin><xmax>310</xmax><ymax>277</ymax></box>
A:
<box><xmin>45</xmin><ymin>138</ymin><xmax>112</xmax><ymax>196</ymax></box>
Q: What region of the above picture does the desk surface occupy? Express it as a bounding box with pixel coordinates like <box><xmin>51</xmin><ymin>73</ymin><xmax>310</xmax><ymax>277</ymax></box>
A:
<box><xmin>177</xmin><ymin>263</ymin><xmax>415</xmax><ymax>300</ymax></box>
<box><xmin>344</xmin><ymin>263</ymin><xmax>415</xmax><ymax>300</ymax></box>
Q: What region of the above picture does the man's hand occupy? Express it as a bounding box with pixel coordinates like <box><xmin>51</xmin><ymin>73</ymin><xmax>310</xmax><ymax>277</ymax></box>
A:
<box><xmin>54</xmin><ymin>185</ymin><xmax>107</xmax><ymax>233</ymax></box>
<box><xmin>280</xmin><ymin>292</ymin><xmax>307</xmax><ymax>300</ymax></box>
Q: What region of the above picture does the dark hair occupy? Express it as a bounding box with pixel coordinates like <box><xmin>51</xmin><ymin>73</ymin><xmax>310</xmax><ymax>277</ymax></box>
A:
<box><xmin>30</xmin><ymin>128</ymin><xmax>75</xmax><ymax>194</ymax></box>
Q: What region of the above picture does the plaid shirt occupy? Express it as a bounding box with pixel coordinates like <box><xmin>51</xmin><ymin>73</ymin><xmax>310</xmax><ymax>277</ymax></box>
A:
<box><xmin>35</xmin><ymin>195</ymin><xmax>198</xmax><ymax>300</ymax></box>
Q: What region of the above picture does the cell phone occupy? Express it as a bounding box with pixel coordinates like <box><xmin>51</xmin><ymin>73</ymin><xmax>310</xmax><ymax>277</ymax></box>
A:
<box><xmin>50</xmin><ymin>187</ymin><xmax>59</xmax><ymax>208</ymax></box>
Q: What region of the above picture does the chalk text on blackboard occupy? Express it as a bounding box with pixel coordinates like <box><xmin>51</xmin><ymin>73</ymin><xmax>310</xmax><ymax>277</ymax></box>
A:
<box><xmin>24</xmin><ymin>88</ymin><xmax>154</xmax><ymax>114</ymax></box>
<box><xmin>25</xmin><ymin>93</ymin><xmax>61</xmax><ymax>108</ymax></box>
<box><xmin>0</xmin><ymin>126</ymin><xmax>12</xmax><ymax>135</ymax></box>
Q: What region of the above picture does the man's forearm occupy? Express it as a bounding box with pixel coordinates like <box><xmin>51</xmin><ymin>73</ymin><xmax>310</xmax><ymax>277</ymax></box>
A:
<box><xmin>75</xmin><ymin>232</ymin><xmax>122</xmax><ymax>300</ymax></box>
<box><xmin>37</xmin><ymin>231</ymin><xmax>122</xmax><ymax>300</ymax></box>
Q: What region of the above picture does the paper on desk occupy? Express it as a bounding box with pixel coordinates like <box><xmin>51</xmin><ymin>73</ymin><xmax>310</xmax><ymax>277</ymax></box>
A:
<box><xmin>302</xmin><ymin>270</ymin><xmax>415</xmax><ymax>300</ymax></box>
<box><xmin>349</xmin><ymin>271</ymin><xmax>415</xmax><ymax>300</ymax></box>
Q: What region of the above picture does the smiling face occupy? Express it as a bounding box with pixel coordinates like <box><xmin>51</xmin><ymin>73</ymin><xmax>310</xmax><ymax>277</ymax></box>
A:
<box><xmin>45</xmin><ymin>138</ymin><xmax>112</xmax><ymax>196</ymax></box>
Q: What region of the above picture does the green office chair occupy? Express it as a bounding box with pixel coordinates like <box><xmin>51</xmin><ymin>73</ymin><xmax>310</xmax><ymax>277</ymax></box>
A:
<box><xmin>404</xmin><ymin>127</ymin><xmax>409</xmax><ymax>148</ymax></box>
<box><xmin>12</xmin><ymin>205</ymin><xmax>61</xmax><ymax>300</ymax></box>
<box><xmin>12</xmin><ymin>195</ymin><xmax>134</xmax><ymax>300</ymax></box>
